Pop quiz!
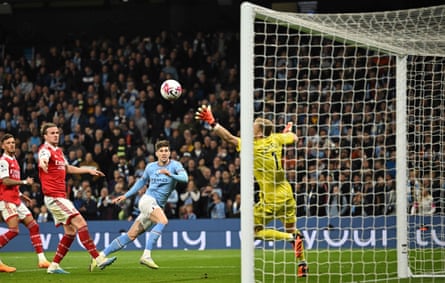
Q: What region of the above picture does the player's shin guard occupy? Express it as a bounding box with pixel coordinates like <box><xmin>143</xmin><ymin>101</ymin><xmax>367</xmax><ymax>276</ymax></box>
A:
<box><xmin>53</xmin><ymin>234</ymin><xmax>75</xmax><ymax>264</ymax></box>
<box><xmin>103</xmin><ymin>234</ymin><xmax>132</xmax><ymax>256</ymax></box>
<box><xmin>27</xmin><ymin>220</ymin><xmax>44</xmax><ymax>253</ymax></box>
<box><xmin>78</xmin><ymin>225</ymin><xmax>99</xmax><ymax>258</ymax></box>
<box><xmin>145</xmin><ymin>223</ymin><xmax>165</xmax><ymax>250</ymax></box>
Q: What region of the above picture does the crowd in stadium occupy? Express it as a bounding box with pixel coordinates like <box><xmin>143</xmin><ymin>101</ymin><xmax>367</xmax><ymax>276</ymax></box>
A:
<box><xmin>0</xmin><ymin>29</ymin><xmax>442</xmax><ymax>223</ymax></box>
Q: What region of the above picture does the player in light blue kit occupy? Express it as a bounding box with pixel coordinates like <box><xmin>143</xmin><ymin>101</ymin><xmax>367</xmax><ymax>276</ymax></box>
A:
<box><xmin>91</xmin><ymin>140</ymin><xmax>188</xmax><ymax>270</ymax></box>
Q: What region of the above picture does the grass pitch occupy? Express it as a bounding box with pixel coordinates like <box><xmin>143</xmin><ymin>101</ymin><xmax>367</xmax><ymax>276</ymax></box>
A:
<box><xmin>1</xmin><ymin>249</ymin><xmax>444</xmax><ymax>282</ymax></box>
<box><xmin>257</xmin><ymin>248</ymin><xmax>444</xmax><ymax>283</ymax></box>
<box><xmin>1</xmin><ymin>250</ymin><xmax>240</xmax><ymax>283</ymax></box>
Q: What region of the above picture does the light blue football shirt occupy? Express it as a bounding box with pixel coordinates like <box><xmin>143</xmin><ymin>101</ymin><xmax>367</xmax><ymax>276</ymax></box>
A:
<box><xmin>124</xmin><ymin>159</ymin><xmax>188</xmax><ymax>208</ymax></box>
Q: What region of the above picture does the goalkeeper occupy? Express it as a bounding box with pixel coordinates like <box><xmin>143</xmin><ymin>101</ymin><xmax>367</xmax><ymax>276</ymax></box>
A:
<box><xmin>195</xmin><ymin>105</ymin><xmax>308</xmax><ymax>277</ymax></box>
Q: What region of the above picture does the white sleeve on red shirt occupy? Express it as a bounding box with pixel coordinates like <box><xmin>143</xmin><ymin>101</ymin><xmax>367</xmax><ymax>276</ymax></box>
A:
<box><xmin>38</xmin><ymin>148</ymin><xmax>51</xmax><ymax>161</ymax></box>
<box><xmin>0</xmin><ymin>159</ymin><xmax>10</xmax><ymax>179</ymax></box>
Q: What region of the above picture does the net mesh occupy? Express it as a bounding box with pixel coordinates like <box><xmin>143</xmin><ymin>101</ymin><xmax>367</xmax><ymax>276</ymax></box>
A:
<box><xmin>247</xmin><ymin>4</ymin><xmax>445</xmax><ymax>282</ymax></box>
<box><xmin>406</xmin><ymin>56</ymin><xmax>445</xmax><ymax>277</ymax></box>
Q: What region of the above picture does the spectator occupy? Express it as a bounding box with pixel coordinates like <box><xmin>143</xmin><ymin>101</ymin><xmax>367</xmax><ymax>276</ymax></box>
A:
<box><xmin>227</xmin><ymin>193</ymin><xmax>241</xmax><ymax>218</ymax></box>
<box><xmin>197</xmin><ymin>185</ymin><xmax>213</xmax><ymax>218</ymax></box>
<box><xmin>67</xmin><ymin>150</ymin><xmax>81</xmax><ymax>168</ymax></box>
<box><xmin>92</xmin><ymin>143</ymin><xmax>109</xmax><ymax>173</ymax></box>
<box><xmin>218</xmin><ymin>170</ymin><xmax>234</xmax><ymax>203</ymax></box>
<box><xmin>181</xmin><ymin>204</ymin><xmax>197</xmax><ymax>220</ymax></box>
<box><xmin>67</xmin><ymin>105</ymin><xmax>87</xmax><ymax>133</ymax></box>
<box><xmin>49</xmin><ymin>69</ymin><xmax>66</xmax><ymax>93</ymax></box>
<box><xmin>73</xmin><ymin>189</ymin><xmax>86</xmax><ymax>216</ymax></box>
<box><xmin>79</xmin><ymin>153</ymin><xmax>101</xmax><ymax>190</ymax></box>
<box><xmin>307</xmin><ymin>174</ymin><xmax>328</xmax><ymax>216</ymax></box>
<box><xmin>327</xmin><ymin>184</ymin><xmax>348</xmax><ymax>217</ymax></box>
<box><xmin>148</xmin><ymin>103</ymin><xmax>169</xmax><ymax>142</ymax></box>
<box><xmin>134</xmin><ymin>159</ymin><xmax>147</xmax><ymax>179</ymax></box>
<box><xmin>97</xmin><ymin>187</ymin><xmax>118</xmax><ymax>220</ymax></box>
<box><xmin>179</xmin><ymin>179</ymin><xmax>200</xmax><ymax>213</ymax></box>
<box><xmin>411</xmin><ymin>187</ymin><xmax>436</xmax><ymax>215</ymax></box>
<box><xmin>67</xmin><ymin>134</ymin><xmax>86</xmax><ymax>157</ymax></box>
<box><xmin>161</xmin><ymin>58</ymin><xmax>179</xmax><ymax>80</ymax></box>
<box><xmin>116</xmin><ymin>155</ymin><xmax>134</xmax><ymax>182</ymax></box>
<box><xmin>384</xmin><ymin>174</ymin><xmax>396</xmax><ymax>215</ymax></box>
<box><xmin>37</xmin><ymin>205</ymin><xmax>53</xmax><ymax>223</ymax></box>
<box><xmin>29</xmin><ymin>183</ymin><xmax>44</xmax><ymax>208</ymax></box>
<box><xmin>208</xmin><ymin>190</ymin><xmax>226</xmax><ymax>219</ymax></box>
<box><xmin>195</xmin><ymin>165</ymin><xmax>212</xmax><ymax>190</ymax></box>
<box><xmin>351</xmin><ymin>192</ymin><xmax>366</xmax><ymax>216</ymax></box>
<box><xmin>373</xmin><ymin>175</ymin><xmax>387</xmax><ymax>215</ymax></box>
<box><xmin>133</xmin><ymin>108</ymin><xmax>148</xmax><ymax>139</ymax></box>
<box><xmin>164</xmin><ymin>188</ymin><xmax>179</xmax><ymax>219</ymax></box>
<box><xmin>127</xmin><ymin>119</ymin><xmax>144</xmax><ymax>148</ymax></box>
<box><xmin>17</xmin><ymin>74</ymin><xmax>33</xmax><ymax>96</ymax></box>
<box><xmin>407</xmin><ymin>169</ymin><xmax>420</xmax><ymax>211</ymax></box>
<box><xmin>93</xmin><ymin>104</ymin><xmax>109</xmax><ymax>131</ymax></box>
<box><xmin>83</xmin><ymin>188</ymin><xmax>98</xmax><ymax>220</ymax></box>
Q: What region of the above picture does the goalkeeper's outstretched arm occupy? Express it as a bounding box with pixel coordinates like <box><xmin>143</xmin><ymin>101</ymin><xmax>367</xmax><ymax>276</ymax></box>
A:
<box><xmin>213</xmin><ymin>123</ymin><xmax>240</xmax><ymax>148</ymax></box>
<box><xmin>195</xmin><ymin>104</ymin><xmax>240</xmax><ymax>149</ymax></box>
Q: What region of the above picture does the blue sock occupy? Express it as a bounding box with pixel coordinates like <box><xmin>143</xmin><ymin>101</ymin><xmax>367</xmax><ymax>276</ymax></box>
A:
<box><xmin>103</xmin><ymin>233</ymin><xmax>132</xmax><ymax>256</ymax></box>
<box><xmin>145</xmin><ymin>223</ymin><xmax>165</xmax><ymax>250</ymax></box>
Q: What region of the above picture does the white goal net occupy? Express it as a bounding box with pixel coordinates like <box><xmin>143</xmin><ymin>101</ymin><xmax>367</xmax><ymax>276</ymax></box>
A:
<box><xmin>240</xmin><ymin>2</ymin><xmax>445</xmax><ymax>283</ymax></box>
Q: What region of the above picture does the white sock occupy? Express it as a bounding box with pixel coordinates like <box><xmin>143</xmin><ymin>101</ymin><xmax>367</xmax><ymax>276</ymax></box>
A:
<box><xmin>142</xmin><ymin>249</ymin><xmax>151</xmax><ymax>258</ymax></box>
<box><xmin>99</xmin><ymin>251</ymin><xmax>105</xmax><ymax>258</ymax></box>
<box><xmin>38</xmin><ymin>253</ymin><xmax>47</xmax><ymax>261</ymax></box>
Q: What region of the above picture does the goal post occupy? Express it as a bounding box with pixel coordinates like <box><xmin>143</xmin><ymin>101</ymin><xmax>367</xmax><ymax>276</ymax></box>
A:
<box><xmin>240</xmin><ymin>3</ymin><xmax>255</xmax><ymax>283</ymax></box>
<box><xmin>395</xmin><ymin>55</ymin><xmax>409</xmax><ymax>278</ymax></box>
<box><xmin>240</xmin><ymin>2</ymin><xmax>445</xmax><ymax>282</ymax></box>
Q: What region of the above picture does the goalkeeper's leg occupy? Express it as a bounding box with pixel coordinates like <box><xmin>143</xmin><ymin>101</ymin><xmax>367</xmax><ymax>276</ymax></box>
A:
<box><xmin>289</xmin><ymin>228</ymin><xmax>306</xmax><ymax>261</ymax></box>
<box><xmin>285</xmin><ymin>214</ymin><xmax>308</xmax><ymax>277</ymax></box>
<box><xmin>254</xmin><ymin>205</ymin><xmax>294</xmax><ymax>241</ymax></box>
<box><xmin>286</xmin><ymin>227</ymin><xmax>308</xmax><ymax>277</ymax></box>
<box><xmin>255</xmin><ymin>227</ymin><xmax>294</xmax><ymax>241</ymax></box>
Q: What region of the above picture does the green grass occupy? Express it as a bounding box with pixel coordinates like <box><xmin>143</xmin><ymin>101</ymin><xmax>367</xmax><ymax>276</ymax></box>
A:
<box><xmin>1</xmin><ymin>250</ymin><xmax>240</xmax><ymax>283</ymax></box>
<box><xmin>256</xmin><ymin>249</ymin><xmax>445</xmax><ymax>283</ymax></box>
<box><xmin>1</xmin><ymin>249</ymin><xmax>444</xmax><ymax>283</ymax></box>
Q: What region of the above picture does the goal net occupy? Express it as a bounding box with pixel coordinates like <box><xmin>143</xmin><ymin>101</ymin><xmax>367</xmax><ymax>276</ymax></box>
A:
<box><xmin>240</xmin><ymin>2</ymin><xmax>445</xmax><ymax>283</ymax></box>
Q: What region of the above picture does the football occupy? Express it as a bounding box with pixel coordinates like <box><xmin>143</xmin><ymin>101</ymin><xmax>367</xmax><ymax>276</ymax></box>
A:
<box><xmin>160</xmin><ymin>79</ymin><xmax>183</xmax><ymax>101</ymax></box>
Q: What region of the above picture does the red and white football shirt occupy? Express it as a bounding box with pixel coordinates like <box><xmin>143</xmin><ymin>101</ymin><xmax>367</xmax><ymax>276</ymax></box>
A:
<box><xmin>38</xmin><ymin>142</ymin><xmax>67</xmax><ymax>198</ymax></box>
<box><xmin>0</xmin><ymin>154</ymin><xmax>21</xmax><ymax>205</ymax></box>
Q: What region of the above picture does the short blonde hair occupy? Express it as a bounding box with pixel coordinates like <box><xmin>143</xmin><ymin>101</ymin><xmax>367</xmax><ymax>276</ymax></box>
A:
<box><xmin>40</xmin><ymin>122</ymin><xmax>58</xmax><ymax>136</ymax></box>
<box><xmin>254</xmin><ymin>118</ymin><xmax>274</xmax><ymax>136</ymax></box>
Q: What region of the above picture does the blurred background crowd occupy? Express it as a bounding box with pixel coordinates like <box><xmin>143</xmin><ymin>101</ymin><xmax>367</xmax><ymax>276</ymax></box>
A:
<box><xmin>0</xmin><ymin>27</ymin><xmax>443</xmax><ymax>223</ymax></box>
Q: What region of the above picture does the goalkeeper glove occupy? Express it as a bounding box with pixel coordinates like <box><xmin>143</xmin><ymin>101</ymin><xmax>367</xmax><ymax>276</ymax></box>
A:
<box><xmin>195</xmin><ymin>105</ymin><xmax>216</xmax><ymax>127</ymax></box>
<box><xmin>282</xmin><ymin>121</ymin><xmax>293</xmax><ymax>133</ymax></box>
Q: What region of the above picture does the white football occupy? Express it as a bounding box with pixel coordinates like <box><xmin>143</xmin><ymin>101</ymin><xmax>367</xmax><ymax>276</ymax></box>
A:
<box><xmin>160</xmin><ymin>79</ymin><xmax>183</xmax><ymax>101</ymax></box>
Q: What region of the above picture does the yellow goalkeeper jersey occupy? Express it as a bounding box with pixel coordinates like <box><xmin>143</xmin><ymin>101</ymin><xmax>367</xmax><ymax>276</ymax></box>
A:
<box><xmin>235</xmin><ymin>132</ymin><xmax>295</xmax><ymax>204</ymax></box>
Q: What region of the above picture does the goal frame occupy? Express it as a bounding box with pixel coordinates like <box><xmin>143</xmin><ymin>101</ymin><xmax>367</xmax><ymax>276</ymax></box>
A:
<box><xmin>240</xmin><ymin>3</ymin><xmax>255</xmax><ymax>283</ymax></box>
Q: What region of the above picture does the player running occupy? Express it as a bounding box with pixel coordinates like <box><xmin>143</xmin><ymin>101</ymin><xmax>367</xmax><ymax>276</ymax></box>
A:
<box><xmin>0</xmin><ymin>133</ymin><xmax>51</xmax><ymax>270</ymax></box>
<box><xmin>94</xmin><ymin>139</ymin><xmax>188</xmax><ymax>270</ymax></box>
<box><xmin>195</xmin><ymin>105</ymin><xmax>308</xmax><ymax>277</ymax></box>
<box><xmin>38</xmin><ymin>123</ymin><xmax>116</xmax><ymax>274</ymax></box>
